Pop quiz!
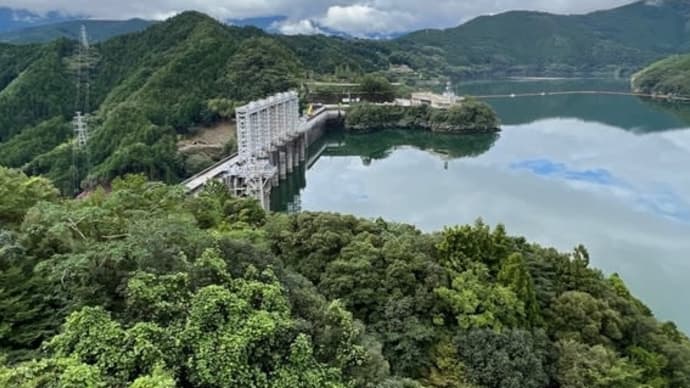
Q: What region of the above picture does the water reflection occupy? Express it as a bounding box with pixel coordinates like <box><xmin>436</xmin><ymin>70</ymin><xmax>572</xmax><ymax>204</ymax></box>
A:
<box><xmin>271</xmin><ymin>130</ymin><xmax>499</xmax><ymax>212</ymax></box>
<box><xmin>270</xmin><ymin>80</ymin><xmax>690</xmax><ymax>332</ymax></box>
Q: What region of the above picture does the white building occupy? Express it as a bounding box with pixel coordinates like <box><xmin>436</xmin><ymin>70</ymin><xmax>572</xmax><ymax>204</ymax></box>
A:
<box><xmin>410</xmin><ymin>81</ymin><xmax>463</xmax><ymax>109</ymax></box>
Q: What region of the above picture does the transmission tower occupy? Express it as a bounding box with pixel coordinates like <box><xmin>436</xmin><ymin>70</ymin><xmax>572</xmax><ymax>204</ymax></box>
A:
<box><xmin>73</xmin><ymin>25</ymin><xmax>94</xmax><ymax>147</ymax></box>
<box><xmin>70</xmin><ymin>25</ymin><xmax>97</xmax><ymax>193</ymax></box>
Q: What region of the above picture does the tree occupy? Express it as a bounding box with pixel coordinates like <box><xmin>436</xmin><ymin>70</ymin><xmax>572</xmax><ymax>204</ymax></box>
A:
<box><xmin>224</xmin><ymin>37</ymin><xmax>302</xmax><ymax>101</ymax></box>
<box><xmin>435</xmin><ymin>263</ymin><xmax>525</xmax><ymax>331</ymax></box>
<box><xmin>126</xmin><ymin>272</ymin><xmax>191</xmax><ymax>324</ymax></box>
<box><xmin>548</xmin><ymin>291</ymin><xmax>623</xmax><ymax>346</ymax></box>
<box><xmin>0</xmin><ymin>167</ymin><xmax>58</xmax><ymax>228</ymax></box>
<box><xmin>130</xmin><ymin>366</ymin><xmax>176</xmax><ymax>388</ymax></box>
<box><xmin>455</xmin><ymin>329</ymin><xmax>549</xmax><ymax>388</ymax></box>
<box><xmin>0</xmin><ymin>230</ymin><xmax>63</xmax><ymax>362</ymax></box>
<box><xmin>556</xmin><ymin>339</ymin><xmax>641</xmax><ymax>388</ymax></box>
<box><xmin>358</xmin><ymin>74</ymin><xmax>395</xmax><ymax>102</ymax></box>
<box><xmin>319</xmin><ymin>238</ymin><xmax>381</xmax><ymax>317</ymax></box>
<box><xmin>436</xmin><ymin>220</ymin><xmax>512</xmax><ymax>275</ymax></box>
<box><xmin>203</xmin><ymin>98</ymin><xmax>237</xmax><ymax>123</ymax></box>
<box><xmin>47</xmin><ymin>306</ymin><xmax>159</xmax><ymax>384</ymax></box>
<box><xmin>498</xmin><ymin>253</ymin><xmax>542</xmax><ymax>326</ymax></box>
<box><xmin>0</xmin><ymin>357</ymin><xmax>107</xmax><ymax>387</ymax></box>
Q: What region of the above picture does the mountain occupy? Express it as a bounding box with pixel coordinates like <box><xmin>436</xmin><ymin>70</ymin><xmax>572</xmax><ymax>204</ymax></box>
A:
<box><xmin>397</xmin><ymin>0</ymin><xmax>690</xmax><ymax>78</ymax></box>
<box><xmin>0</xmin><ymin>19</ymin><xmax>155</xmax><ymax>44</ymax></box>
<box><xmin>578</xmin><ymin>0</ymin><xmax>690</xmax><ymax>53</ymax></box>
<box><xmin>631</xmin><ymin>53</ymin><xmax>690</xmax><ymax>95</ymax></box>
<box><xmin>0</xmin><ymin>11</ymin><xmax>390</xmax><ymax>195</ymax></box>
<box><xmin>8</xmin><ymin>2</ymin><xmax>690</xmax><ymax>194</ymax></box>
<box><xmin>0</xmin><ymin>7</ymin><xmax>78</xmax><ymax>33</ymax></box>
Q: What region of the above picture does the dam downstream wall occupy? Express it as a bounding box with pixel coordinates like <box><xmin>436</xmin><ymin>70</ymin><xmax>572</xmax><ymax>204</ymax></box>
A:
<box><xmin>182</xmin><ymin>106</ymin><xmax>345</xmax><ymax>209</ymax></box>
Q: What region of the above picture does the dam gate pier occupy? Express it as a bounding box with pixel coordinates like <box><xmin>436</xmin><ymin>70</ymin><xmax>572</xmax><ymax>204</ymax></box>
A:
<box><xmin>182</xmin><ymin>91</ymin><xmax>342</xmax><ymax>209</ymax></box>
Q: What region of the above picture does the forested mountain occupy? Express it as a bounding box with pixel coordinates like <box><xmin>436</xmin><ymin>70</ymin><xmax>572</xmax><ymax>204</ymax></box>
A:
<box><xmin>2</xmin><ymin>5</ymin><xmax>690</xmax><ymax>387</ymax></box>
<box><xmin>1</xmin><ymin>168</ymin><xmax>689</xmax><ymax>387</ymax></box>
<box><xmin>0</xmin><ymin>19</ymin><xmax>155</xmax><ymax>44</ymax></box>
<box><xmin>5</xmin><ymin>2</ymin><xmax>690</xmax><ymax>197</ymax></box>
<box><xmin>632</xmin><ymin>53</ymin><xmax>690</xmax><ymax>95</ymax></box>
<box><xmin>0</xmin><ymin>11</ymin><xmax>390</xmax><ymax>195</ymax></box>
<box><xmin>397</xmin><ymin>0</ymin><xmax>690</xmax><ymax>77</ymax></box>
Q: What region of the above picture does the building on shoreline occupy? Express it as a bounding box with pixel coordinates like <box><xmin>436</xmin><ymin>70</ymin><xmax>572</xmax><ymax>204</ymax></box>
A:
<box><xmin>410</xmin><ymin>81</ymin><xmax>463</xmax><ymax>109</ymax></box>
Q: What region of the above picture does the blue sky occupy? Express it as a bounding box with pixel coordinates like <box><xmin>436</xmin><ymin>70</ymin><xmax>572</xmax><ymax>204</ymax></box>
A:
<box><xmin>0</xmin><ymin>0</ymin><xmax>636</xmax><ymax>36</ymax></box>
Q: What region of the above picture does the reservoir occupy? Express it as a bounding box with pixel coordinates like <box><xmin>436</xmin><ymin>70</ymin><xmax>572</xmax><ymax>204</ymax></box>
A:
<box><xmin>272</xmin><ymin>79</ymin><xmax>690</xmax><ymax>333</ymax></box>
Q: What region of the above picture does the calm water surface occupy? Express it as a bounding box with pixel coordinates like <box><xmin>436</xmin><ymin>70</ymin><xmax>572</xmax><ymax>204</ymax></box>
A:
<box><xmin>273</xmin><ymin>80</ymin><xmax>690</xmax><ymax>332</ymax></box>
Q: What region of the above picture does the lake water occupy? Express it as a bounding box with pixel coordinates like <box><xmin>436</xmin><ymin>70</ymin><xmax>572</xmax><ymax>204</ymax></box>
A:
<box><xmin>272</xmin><ymin>79</ymin><xmax>690</xmax><ymax>332</ymax></box>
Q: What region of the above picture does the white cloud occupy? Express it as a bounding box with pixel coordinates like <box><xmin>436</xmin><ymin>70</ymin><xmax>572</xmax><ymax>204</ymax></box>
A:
<box><xmin>1</xmin><ymin>0</ymin><xmax>637</xmax><ymax>34</ymax></box>
<box><xmin>318</xmin><ymin>4</ymin><xmax>415</xmax><ymax>36</ymax></box>
<box><xmin>274</xmin><ymin>19</ymin><xmax>323</xmax><ymax>35</ymax></box>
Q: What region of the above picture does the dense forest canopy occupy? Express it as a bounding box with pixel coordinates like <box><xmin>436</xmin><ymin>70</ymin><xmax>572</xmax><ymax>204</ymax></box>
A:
<box><xmin>1</xmin><ymin>167</ymin><xmax>690</xmax><ymax>387</ymax></box>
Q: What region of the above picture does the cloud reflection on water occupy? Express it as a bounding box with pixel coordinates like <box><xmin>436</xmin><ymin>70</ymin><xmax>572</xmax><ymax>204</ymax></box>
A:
<box><xmin>300</xmin><ymin>116</ymin><xmax>690</xmax><ymax>332</ymax></box>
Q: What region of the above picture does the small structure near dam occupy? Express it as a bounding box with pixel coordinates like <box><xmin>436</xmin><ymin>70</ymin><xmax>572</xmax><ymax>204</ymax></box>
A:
<box><xmin>182</xmin><ymin>91</ymin><xmax>342</xmax><ymax>209</ymax></box>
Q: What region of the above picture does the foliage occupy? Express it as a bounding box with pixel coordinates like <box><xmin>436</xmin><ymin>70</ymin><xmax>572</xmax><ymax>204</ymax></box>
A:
<box><xmin>0</xmin><ymin>12</ymin><xmax>303</xmax><ymax>193</ymax></box>
<box><xmin>357</xmin><ymin>74</ymin><xmax>396</xmax><ymax>102</ymax></box>
<box><xmin>632</xmin><ymin>53</ymin><xmax>690</xmax><ymax>96</ymax></box>
<box><xmin>430</xmin><ymin>99</ymin><xmax>500</xmax><ymax>132</ymax></box>
<box><xmin>455</xmin><ymin>329</ymin><xmax>549</xmax><ymax>388</ymax></box>
<box><xmin>6</xmin><ymin>2</ymin><xmax>689</xmax><ymax>193</ymax></box>
<box><xmin>2</xmin><ymin>169</ymin><xmax>690</xmax><ymax>387</ymax></box>
<box><xmin>397</xmin><ymin>0</ymin><xmax>690</xmax><ymax>78</ymax></box>
<box><xmin>345</xmin><ymin>101</ymin><xmax>498</xmax><ymax>133</ymax></box>
<box><xmin>223</xmin><ymin>37</ymin><xmax>302</xmax><ymax>102</ymax></box>
<box><xmin>436</xmin><ymin>263</ymin><xmax>525</xmax><ymax>331</ymax></box>
<box><xmin>0</xmin><ymin>166</ymin><xmax>58</xmax><ymax>227</ymax></box>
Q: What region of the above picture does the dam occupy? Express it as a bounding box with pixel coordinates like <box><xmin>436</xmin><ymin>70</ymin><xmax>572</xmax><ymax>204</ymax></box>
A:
<box><xmin>182</xmin><ymin>91</ymin><xmax>343</xmax><ymax>208</ymax></box>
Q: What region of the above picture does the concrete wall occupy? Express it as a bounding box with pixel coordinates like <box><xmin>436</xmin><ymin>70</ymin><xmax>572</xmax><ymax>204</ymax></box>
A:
<box><xmin>303</xmin><ymin>109</ymin><xmax>344</xmax><ymax>147</ymax></box>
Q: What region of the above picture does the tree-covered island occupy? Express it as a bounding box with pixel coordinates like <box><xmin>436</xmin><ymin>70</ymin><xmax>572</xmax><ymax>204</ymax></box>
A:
<box><xmin>345</xmin><ymin>99</ymin><xmax>500</xmax><ymax>134</ymax></box>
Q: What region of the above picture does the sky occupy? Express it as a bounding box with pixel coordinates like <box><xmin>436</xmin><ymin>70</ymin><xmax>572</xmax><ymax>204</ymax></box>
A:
<box><xmin>1</xmin><ymin>0</ymin><xmax>638</xmax><ymax>36</ymax></box>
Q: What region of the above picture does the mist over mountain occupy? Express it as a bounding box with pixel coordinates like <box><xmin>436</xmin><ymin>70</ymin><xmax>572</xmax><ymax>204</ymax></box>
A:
<box><xmin>0</xmin><ymin>6</ymin><xmax>81</xmax><ymax>33</ymax></box>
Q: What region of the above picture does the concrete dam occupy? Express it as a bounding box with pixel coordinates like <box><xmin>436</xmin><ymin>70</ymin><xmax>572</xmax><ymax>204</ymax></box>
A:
<box><xmin>182</xmin><ymin>91</ymin><xmax>343</xmax><ymax>208</ymax></box>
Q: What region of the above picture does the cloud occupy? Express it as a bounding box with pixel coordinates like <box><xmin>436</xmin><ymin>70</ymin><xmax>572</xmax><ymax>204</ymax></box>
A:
<box><xmin>3</xmin><ymin>0</ymin><xmax>637</xmax><ymax>33</ymax></box>
<box><xmin>274</xmin><ymin>19</ymin><xmax>323</xmax><ymax>35</ymax></box>
<box><xmin>318</xmin><ymin>4</ymin><xmax>415</xmax><ymax>36</ymax></box>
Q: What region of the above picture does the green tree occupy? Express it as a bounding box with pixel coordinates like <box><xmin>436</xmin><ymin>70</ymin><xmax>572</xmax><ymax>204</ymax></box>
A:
<box><xmin>497</xmin><ymin>253</ymin><xmax>542</xmax><ymax>326</ymax></box>
<box><xmin>548</xmin><ymin>291</ymin><xmax>623</xmax><ymax>346</ymax></box>
<box><xmin>435</xmin><ymin>263</ymin><xmax>525</xmax><ymax>331</ymax></box>
<box><xmin>436</xmin><ymin>221</ymin><xmax>512</xmax><ymax>275</ymax></box>
<box><xmin>455</xmin><ymin>329</ymin><xmax>549</xmax><ymax>388</ymax></box>
<box><xmin>556</xmin><ymin>339</ymin><xmax>641</xmax><ymax>388</ymax></box>
<box><xmin>358</xmin><ymin>74</ymin><xmax>395</xmax><ymax>102</ymax></box>
<box><xmin>0</xmin><ymin>167</ymin><xmax>58</xmax><ymax>227</ymax></box>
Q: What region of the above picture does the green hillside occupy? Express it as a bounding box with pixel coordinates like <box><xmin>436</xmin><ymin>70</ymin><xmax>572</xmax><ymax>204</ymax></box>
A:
<box><xmin>1</xmin><ymin>169</ymin><xmax>690</xmax><ymax>387</ymax></box>
<box><xmin>0</xmin><ymin>19</ymin><xmax>154</xmax><ymax>44</ymax></box>
<box><xmin>7</xmin><ymin>2</ymin><xmax>690</xmax><ymax>196</ymax></box>
<box><xmin>632</xmin><ymin>53</ymin><xmax>690</xmax><ymax>95</ymax></box>
<box><xmin>0</xmin><ymin>14</ymin><xmax>289</xmax><ymax>193</ymax></box>
<box><xmin>0</xmin><ymin>12</ymin><xmax>399</xmax><ymax>195</ymax></box>
<box><xmin>398</xmin><ymin>0</ymin><xmax>690</xmax><ymax>78</ymax></box>
<box><xmin>579</xmin><ymin>0</ymin><xmax>690</xmax><ymax>53</ymax></box>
